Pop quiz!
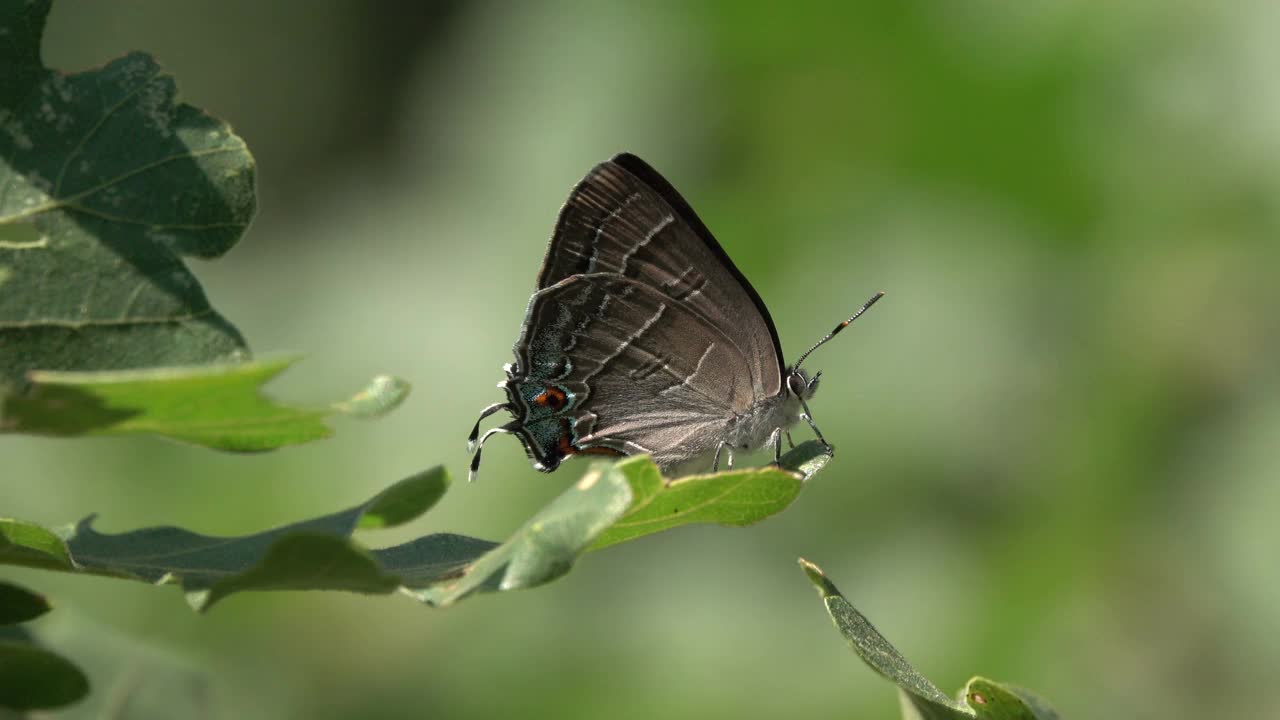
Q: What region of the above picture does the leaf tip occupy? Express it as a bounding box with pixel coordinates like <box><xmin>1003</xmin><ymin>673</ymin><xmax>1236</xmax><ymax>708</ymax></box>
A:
<box><xmin>798</xmin><ymin>557</ymin><xmax>840</xmax><ymax>598</ymax></box>
<box><xmin>183</xmin><ymin>589</ymin><xmax>212</xmax><ymax>613</ymax></box>
<box><xmin>333</xmin><ymin>374</ymin><xmax>412</xmax><ymax>418</ymax></box>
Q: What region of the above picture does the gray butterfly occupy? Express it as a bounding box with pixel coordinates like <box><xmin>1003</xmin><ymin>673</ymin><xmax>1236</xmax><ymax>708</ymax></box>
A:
<box><xmin>469</xmin><ymin>153</ymin><xmax>881</xmax><ymax>480</ymax></box>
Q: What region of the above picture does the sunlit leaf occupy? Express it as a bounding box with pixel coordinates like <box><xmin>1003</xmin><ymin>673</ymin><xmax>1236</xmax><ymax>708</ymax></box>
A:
<box><xmin>0</xmin><ymin>518</ymin><xmax>73</xmax><ymax>571</ymax></box>
<box><xmin>412</xmin><ymin>462</ymin><xmax>633</xmax><ymax>607</ymax></box>
<box><xmin>963</xmin><ymin>678</ymin><xmax>1062</xmax><ymax>720</ymax></box>
<box><xmin>589</xmin><ymin>441</ymin><xmax>827</xmax><ymax>551</ymax></box>
<box><xmin>0</xmin><ymin>357</ymin><xmax>411</xmax><ymax>450</ymax></box>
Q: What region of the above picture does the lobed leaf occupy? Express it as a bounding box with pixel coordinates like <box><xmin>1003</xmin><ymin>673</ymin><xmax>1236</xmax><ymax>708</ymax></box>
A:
<box><xmin>0</xmin><ymin>0</ymin><xmax>256</xmax><ymax>386</ymax></box>
<box><xmin>0</xmin><ymin>446</ymin><xmax>825</xmax><ymax>611</ymax></box>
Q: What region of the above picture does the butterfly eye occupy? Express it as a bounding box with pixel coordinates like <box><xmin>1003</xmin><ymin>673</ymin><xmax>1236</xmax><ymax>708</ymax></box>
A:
<box><xmin>787</xmin><ymin>373</ymin><xmax>808</xmax><ymax>397</ymax></box>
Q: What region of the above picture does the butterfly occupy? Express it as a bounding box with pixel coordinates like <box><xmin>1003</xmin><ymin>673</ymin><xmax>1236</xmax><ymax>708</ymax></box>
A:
<box><xmin>468</xmin><ymin>153</ymin><xmax>881</xmax><ymax>480</ymax></box>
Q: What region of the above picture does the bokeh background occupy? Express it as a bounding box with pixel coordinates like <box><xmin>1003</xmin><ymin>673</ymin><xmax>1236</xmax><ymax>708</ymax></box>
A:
<box><xmin>4</xmin><ymin>1</ymin><xmax>1279</xmax><ymax>718</ymax></box>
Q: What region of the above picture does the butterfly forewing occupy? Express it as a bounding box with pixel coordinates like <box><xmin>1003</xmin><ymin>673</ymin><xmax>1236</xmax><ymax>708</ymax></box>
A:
<box><xmin>536</xmin><ymin>153</ymin><xmax>785</xmax><ymax>399</ymax></box>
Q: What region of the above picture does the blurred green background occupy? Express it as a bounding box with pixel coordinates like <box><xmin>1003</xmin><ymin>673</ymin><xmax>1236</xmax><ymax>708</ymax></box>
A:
<box><xmin>4</xmin><ymin>1</ymin><xmax>1279</xmax><ymax>718</ymax></box>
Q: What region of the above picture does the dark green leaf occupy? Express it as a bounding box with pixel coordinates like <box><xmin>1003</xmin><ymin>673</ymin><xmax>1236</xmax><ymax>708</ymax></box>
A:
<box><xmin>0</xmin><ymin>357</ymin><xmax>412</xmax><ymax>450</ymax></box>
<box><xmin>0</xmin><ymin>640</ymin><xmax>89</xmax><ymax>710</ymax></box>
<box><xmin>185</xmin><ymin>533</ymin><xmax>404</xmax><ymax>612</ymax></box>
<box><xmin>0</xmin><ymin>0</ymin><xmax>254</xmax><ymax>386</ymax></box>
<box><xmin>0</xmin><ymin>467</ymin><xmax>454</xmax><ymax>611</ymax></box>
<box><xmin>0</xmin><ymin>581</ymin><xmax>50</xmax><ymax>625</ymax></box>
<box><xmin>0</xmin><ymin>448</ymin><xmax>822</xmax><ymax>611</ymax></box>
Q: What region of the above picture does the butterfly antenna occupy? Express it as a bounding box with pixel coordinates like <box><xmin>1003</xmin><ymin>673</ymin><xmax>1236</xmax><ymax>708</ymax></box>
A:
<box><xmin>792</xmin><ymin>291</ymin><xmax>885</xmax><ymax>370</ymax></box>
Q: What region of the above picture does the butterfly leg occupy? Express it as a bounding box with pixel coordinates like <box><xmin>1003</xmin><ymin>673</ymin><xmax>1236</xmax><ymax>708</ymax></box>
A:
<box><xmin>470</xmin><ymin>424</ymin><xmax>516</xmax><ymax>482</ymax></box>
<box><xmin>712</xmin><ymin>441</ymin><xmax>732</xmax><ymax>472</ymax></box>
<box><xmin>769</xmin><ymin>428</ymin><xmax>783</xmax><ymax>465</ymax></box>
<box><xmin>796</xmin><ymin>395</ymin><xmax>832</xmax><ymax>453</ymax></box>
<box><xmin>468</xmin><ymin>402</ymin><xmax>512</xmax><ymax>451</ymax></box>
<box><xmin>786</xmin><ymin>431</ymin><xmax>795</xmax><ymax>450</ymax></box>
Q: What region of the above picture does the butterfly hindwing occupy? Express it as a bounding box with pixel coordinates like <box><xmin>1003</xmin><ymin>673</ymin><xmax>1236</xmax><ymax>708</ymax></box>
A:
<box><xmin>507</xmin><ymin>272</ymin><xmax>755</xmax><ymax>470</ymax></box>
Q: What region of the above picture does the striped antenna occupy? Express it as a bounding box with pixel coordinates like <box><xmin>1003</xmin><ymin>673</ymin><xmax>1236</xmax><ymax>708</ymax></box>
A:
<box><xmin>792</xmin><ymin>291</ymin><xmax>885</xmax><ymax>370</ymax></box>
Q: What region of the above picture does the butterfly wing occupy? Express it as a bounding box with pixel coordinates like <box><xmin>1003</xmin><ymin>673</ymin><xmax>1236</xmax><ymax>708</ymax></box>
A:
<box><xmin>507</xmin><ymin>273</ymin><xmax>754</xmax><ymax>470</ymax></box>
<box><xmin>535</xmin><ymin>153</ymin><xmax>786</xmax><ymax>400</ymax></box>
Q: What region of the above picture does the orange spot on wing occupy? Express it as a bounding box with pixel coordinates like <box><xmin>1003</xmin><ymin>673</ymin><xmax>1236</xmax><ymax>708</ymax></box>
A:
<box><xmin>556</xmin><ymin>431</ymin><xmax>623</xmax><ymax>459</ymax></box>
<box><xmin>557</xmin><ymin>434</ymin><xmax>575</xmax><ymax>456</ymax></box>
<box><xmin>534</xmin><ymin>386</ymin><xmax>568</xmax><ymax>410</ymax></box>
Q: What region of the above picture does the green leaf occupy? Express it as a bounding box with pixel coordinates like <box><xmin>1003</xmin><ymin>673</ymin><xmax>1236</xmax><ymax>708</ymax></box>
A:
<box><xmin>0</xmin><ymin>640</ymin><xmax>89</xmax><ymax>711</ymax></box>
<box><xmin>0</xmin><ymin>0</ymin><xmax>254</xmax><ymax>387</ymax></box>
<box><xmin>800</xmin><ymin>559</ymin><xmax>1063</xmax><ymax>720</ymax></box>
<box><xmin>800</xmin><ymin>558</ymin><xmax>971</xmax><ymax>719</ymax></box>
<box><xmin>0</xmin><ymin>458</ymin><xmax>615</xmax><ymax>611</ymax></box>
<box><xmin>0</xmin><ymin>449</ymin><xmax>822</xmax><ymax>611</ymax></box>
<box><xmin>962</xmin><ymin>678</ymin><xmax>1062</xmax><ymax>720</ymax></box>
<box><xmin>776</xmin><ymin>438</ymin><xmax>833</xmax><ymax>480</ymax></box>
<box><xmin>0</xmin><ymin>517</ymin><xmax>73</xmax><ymax>571</ymax></box>
<box><xmin>589</xmin><ymin>440</ymin><xmax>827</xmax><ymax>551</ymax></box>
<box><xmin>0</xmin><ymin>581</ymin><xmax>51</xmax><ymax>625</ymax></box>
<box><xmin>0</xmin><ymin>466</ymin><xmax>459</xmax><ymax>611</ymax></box>
<box><xmin>330</xmin><ymin>374</ymin><xmax>412</xmax><ymax>419</ymax></box>
<box><xmin>412</xmin><ymin>462</ymin><xmax>634</xmax><ymax>607</ymax></box>
<box><xmin>0</xmin><ymin>357</ymin><xmax>412</xmax><ymax>450</ymax></box>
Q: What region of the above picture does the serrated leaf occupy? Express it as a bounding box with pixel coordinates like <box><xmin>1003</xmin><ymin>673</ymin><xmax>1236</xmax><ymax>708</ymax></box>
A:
<box><xmin>0</xmin><ymin>457</ymin><xmax>622</xmax><ymax>611</ymax></box>
<box><xmin>801</xmin><ymin>560</ymin><xmax>1063</xmax><ymax>720</ymax></box>
<box><xmin>0</xmin><ymin>449</ymin><xmax>823</xmax><ymax>612</ymax></box>
<box><xmin>588</xmin><ymin>440</ymin><xmax>827</xmax><ymax>551</ymax></box>
<box><xmin>0</xmin><ymin>0</ymin><xmax>254</xmax><ymax>386</ymax></box>
<box><xmin>0</xmin><ymin>357</ymin><xmax>412</xmax><ymax>450</ymax></box>
<box><xmin>0</xmin><ymin>581</ymin><xmax>51</xmax><ymax>625</ymax></box>
<box><xmin>184</xmin><ymin>533</ymin><xmax>405</xmax><ymax>612</ymax></box>
<box><xmin>0</xmin><ymin>466</ymin><xmax>454</xmax><ymax>611</ymax></box>
<box><xmin>0</xmin><ymin>640</ymin><xmax>89</xmax><ymax>711</ymax></box>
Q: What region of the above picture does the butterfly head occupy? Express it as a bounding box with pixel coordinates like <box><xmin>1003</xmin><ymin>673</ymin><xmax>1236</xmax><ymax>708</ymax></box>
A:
<box><xmin>786</xmin><ymin>368</ymin><xmax>821</xmax><ymax>401</ymax></box>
